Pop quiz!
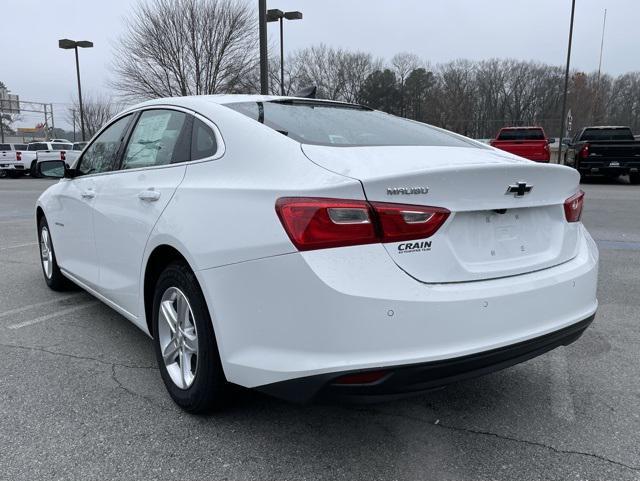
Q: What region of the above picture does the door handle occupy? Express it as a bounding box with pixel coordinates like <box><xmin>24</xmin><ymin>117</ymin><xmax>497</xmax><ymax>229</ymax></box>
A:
<box><xmin>138</xmin><ymin>189</ymin><xmax>161</xmax><ymax>202</ymax></box>
<box><xmin>80</xmin><ymin>189</ymin><xmax>95</xmax><ymax>199</ymax></box>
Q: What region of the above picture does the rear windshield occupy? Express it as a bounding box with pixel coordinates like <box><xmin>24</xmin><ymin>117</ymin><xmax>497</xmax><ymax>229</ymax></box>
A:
<box><xmin>497</xmin><ymin>129</ymin><xmax>545</xmax><ymax>141</ymax></box>
<box><xmin>51</xmin><ymin>143</ymin><xmax>73</xmax><ymax>150</ymax></box>
<box><xmin>0</xmin><ymin>144</ymin><xmax>10</xmax><ymax>150</ymax></box>
<box><xmin>580</xmin><ymin>128</ymin><xmax>634</xmax><ymax>141</ymax></box>
<box><xmin>28</xmin><ymin>143</ymin><xmax>49</xmax><ymax>151</ymax></box>
<box><xmin>73</xmin><ymin>142</ymin><xmax>87</xmax><ymax>151</ymax></box>
<box><xmin>14</xmin><ymin>144</ymin><xmax>27</xmax><ymax>150</ymax></box>
<box><xmin>226</xmin><ymin>100</ymin><xmax>483</xmax><ymax>148</ymax></box>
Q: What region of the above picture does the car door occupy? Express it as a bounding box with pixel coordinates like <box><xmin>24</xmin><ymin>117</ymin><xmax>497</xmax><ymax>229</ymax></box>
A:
<box><xmin>91</xmin><ymin>108</ymin><xmax>194</xmax><ymax>318</ymax></box>
<box><xmin>50</xmin><ymin>114</ymin><xmax>134</xmax><ymax>287</ymax></box>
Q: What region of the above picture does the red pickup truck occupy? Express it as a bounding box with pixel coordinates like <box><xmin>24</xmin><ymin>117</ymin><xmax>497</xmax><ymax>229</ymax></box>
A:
<box><xmin>490</xmin><ymin>127</ymin><xmax>553</xmax><ymax>162</ymax></box>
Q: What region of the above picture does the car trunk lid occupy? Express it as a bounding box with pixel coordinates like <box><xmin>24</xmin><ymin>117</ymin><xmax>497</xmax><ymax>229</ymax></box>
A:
<box><xmin>302</xmin><ymin>145</ymin><xmax>581</xmax><ymax>283</ymax></box>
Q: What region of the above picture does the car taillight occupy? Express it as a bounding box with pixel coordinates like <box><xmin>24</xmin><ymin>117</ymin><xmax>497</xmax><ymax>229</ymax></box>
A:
<box><xmin>564</xmin><ymin>190</ymin><xmax>584</xmax><ymax>222</ymax></box>
<box><xmin>275</xmin><ymin>197</ymin><xmax>450</xmax><ymax>251</ymax></box>
<box><xmin>60</xmin><ymin>151</ymin><xmax>66</xmax><ymax>161</ymax></box>
<box><xmin>370</xmin><ymin>202</ymin><xmax>450</xmax><ymax>243</ymax></box>
<box><xmin>16</xmin><ymin>151</ymin><xmax>21</xmax><ymax>161</ymax></box>
<box><xmin>579</xmin><ymin>144</ymin><xmax>589</xmax><ymax>159</ymax></box>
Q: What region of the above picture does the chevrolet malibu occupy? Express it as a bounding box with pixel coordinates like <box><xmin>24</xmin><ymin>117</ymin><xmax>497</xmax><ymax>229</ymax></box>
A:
<box><xmin>35</xmin><ymin>95</ymin><xmax>599</xmax><ymax>412</ymax></box>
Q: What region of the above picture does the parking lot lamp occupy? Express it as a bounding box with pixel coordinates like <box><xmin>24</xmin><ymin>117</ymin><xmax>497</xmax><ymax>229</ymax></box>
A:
<box><xmin>267</xmin><ymin>9</ymin><xmax>303</xmax><ymax>96</ymax></box>
<box><xmin>58</xmin><ymin>39</ymin><xmax>93</xmax><ymax>141</ymax></box>
<box><xmin>558</xmin><ymin>0</ymin><xmax>576</xmax><ymax>164</ymax></box>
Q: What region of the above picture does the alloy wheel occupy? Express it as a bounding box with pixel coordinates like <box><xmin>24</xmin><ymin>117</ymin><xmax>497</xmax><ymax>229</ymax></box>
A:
<box><xmin>157</xmin><ymin>287</ymin><xmax>199</xmax><ymax>389</ymax></box>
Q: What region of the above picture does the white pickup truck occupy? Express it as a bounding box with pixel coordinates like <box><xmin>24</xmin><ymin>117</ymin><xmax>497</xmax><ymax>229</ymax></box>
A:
<box><xmin>0</xmin><ymin>142</ymin><xmax>29</xmax><ymax>177</ymax></box>
<box><xmin>20</xmin><ymin>141</ymin><xmax>73</xmax><ymax>177</ymax></box>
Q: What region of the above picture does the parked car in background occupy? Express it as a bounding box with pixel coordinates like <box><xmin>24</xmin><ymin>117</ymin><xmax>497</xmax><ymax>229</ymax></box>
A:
<box><xmin>0</xmin><ymin>142</ymin><xmax>30</xmax><ymax>177</ymax></box>
<box><xmin>564</xmin><ymin>126</ymin><xmax>640</xmax><ymax>184</ymax></box>
<box><xmin>490</xmin><ymin>127</ymin><xmax>553</xmax><ymax>162</ymax></box>
<box><xmin>22</xmin><ymin>141</ymin><xmax>74</xmax><ymax>176</ymax></box>
<box><xmin>34</xmin><ymin>95</ymin><xmax>598</xmax><ymax>413</ymax></box>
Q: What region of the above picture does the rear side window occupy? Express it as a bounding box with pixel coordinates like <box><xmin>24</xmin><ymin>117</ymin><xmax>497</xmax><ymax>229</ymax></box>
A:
<box><xmin>121</xmin><ymin>109</ymin><xmax>190</xmax><ymax>170</ymax></box>
<box><xmin>28</xmin><ymin>143</ymin><xmax>49</xmax><ymax>151</ymax></box>
<box><xmin>497</xmin><ymin>129</ymin><xmax>545</xmax><ymax>140</ymax></box>
<box><xmin>191</xmin><ymin>118</ymin><xmax>217</xmax><ymax>160</ymax></box>
<box><xmin>0</xmin><ymin>144</ymin><xmax>10</xmax><ymax>150</ymax></box>
<box><xmin>226</xmin><ymin>100</ymin><xmax>482</xmax><ymax>148</ymax></box>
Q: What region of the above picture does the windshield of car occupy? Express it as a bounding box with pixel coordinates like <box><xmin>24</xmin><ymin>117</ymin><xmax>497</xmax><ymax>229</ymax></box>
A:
<box><xmin>226</xmin><ymin>100</ymin><xmax>483</xmax><ymax>148</ymax></box>
<box><xmin>580</xmin><ymin>128</ymin><xmax>635</xmax><ymax>141</ymax></box>
<box><xmin>496</xmin><ymin>128</ymin><xmax>545</xmax><ymax>140</ymax></box>
<box><xmin>28</xmin><ymin>143</ymin><xmax>49</xmax><ymax>151</ymax></box>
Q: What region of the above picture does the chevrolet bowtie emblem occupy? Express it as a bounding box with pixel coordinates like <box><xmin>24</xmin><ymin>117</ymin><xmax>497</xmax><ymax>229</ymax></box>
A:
<box><xmin>506</xmin><ymin>182</ymin><xmax>533</xmax><ymax>197</ymax></box>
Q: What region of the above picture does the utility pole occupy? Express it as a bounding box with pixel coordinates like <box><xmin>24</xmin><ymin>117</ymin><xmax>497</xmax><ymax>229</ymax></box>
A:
<box><xmin>258</xmin><ymin>0</ymin><xmax>269</xmax><ymax>94</ymax></box>
<box><xmin>0</xmin><ymin>99</ymin><xmax>5</xmax><ymax>143</ymax></box>
<box><xmin>558</xmin><ymin>0</ymin><xmax>576</xmax><ymax>165</ymax></box>
<box><xmin>592</xmin><ymin>9</ymin><xmax>607</xmax><ymax>123</ymax></box>
<box><xmin>43</xmin><ymin>103</ymin><xmax>49</xmax><ymax>140</ymax></box>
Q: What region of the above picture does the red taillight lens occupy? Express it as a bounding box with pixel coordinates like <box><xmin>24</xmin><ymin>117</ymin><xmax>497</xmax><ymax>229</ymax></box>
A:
<box><xmin>275</xmin><ymin>198</ymin><xmax>377</xmax><ymax>251</ymax></box>
<box><xmin>564</xmin><ymin>190</ymin><xmax>584</xmax><ymax>222</ymax></box>
<box><xmin>276</xmin><ymin>197</ymin><xmax>450</xmax><ymax>251</ymax></box>
<box><xmin>371</xmin><ymin>202</ymin><xmax>450</xmax><ymax>243</ymax></box>
<box><xmin>60</xmin><ymin>151</ymin><xmax>66</xmax><ymax>161</ymax></box>
<box><xmin>579</xmin><ymin>144</ymin><xmax>589</xmax><ymax>159</ymax></box>
<box><xmin>16</xmin><ymin>151</ymin><xmax>21</xmax><ymax>161</ymax></box>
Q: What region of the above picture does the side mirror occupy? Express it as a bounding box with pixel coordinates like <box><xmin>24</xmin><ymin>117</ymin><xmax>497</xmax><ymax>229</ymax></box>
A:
<box><xmin>548</xmin><ymin>138</ymin><xmax>556</xmax><ymax>144</ymax></box>
<box><xmin>37</xmin><ymin>160</ymin><xmax>67</xmax><ymax>179</ymax></box>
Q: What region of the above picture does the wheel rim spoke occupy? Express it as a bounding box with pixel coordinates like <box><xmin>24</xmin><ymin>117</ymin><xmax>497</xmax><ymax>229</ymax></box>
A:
<box><xmin>40</xmin><ymin>227</ymin><xmax>53</xmax><ymax>279</ymax></box>
<box><xmin>162</xmin><ymin>339</ymin><xmax>180</xmax><ymax>364</ymax></box>
<box><xmin>160</xmin><ymin>300</ymin><xmax>178</xmax><ymax>334</ymax></box>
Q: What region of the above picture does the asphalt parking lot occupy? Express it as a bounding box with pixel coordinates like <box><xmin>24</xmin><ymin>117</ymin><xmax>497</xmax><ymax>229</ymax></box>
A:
<box><xmin>1</xmin><ymin>176</ymin><xmax>639</xmax><ymax>481</ymax></box>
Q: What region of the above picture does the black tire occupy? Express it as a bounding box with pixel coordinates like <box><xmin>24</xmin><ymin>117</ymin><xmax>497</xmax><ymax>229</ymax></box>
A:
<box><xmin>152</xmin><ymin>261</ymin><xmax>230</xmax><ymax>413</ymax></box>
<box><xmin>38</xmin><ymin>216</ymin><xmax>75</xmax><ymax>291</ymax></box>
<box><xmin>30</xmin><ymin>160</ymin><xmax>39</xmax><ymax>178</ymax></box>
<box><xmin>0</xmin><ymin>170</ymin><xmax>7</xmax><ymax>178</ymax></box>
<box><xmin>630</xmin><ymin>173</ymin><xmax>640</xmax><ymax>185</ymax></box>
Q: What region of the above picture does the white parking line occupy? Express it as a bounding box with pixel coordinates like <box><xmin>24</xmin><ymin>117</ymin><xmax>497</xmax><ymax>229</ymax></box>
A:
<box><xmin>8</xmin><ymin>301</ymin><xmax>97</xmax><ymax>330</ymax></box>
<box><xmin>548</xmin><ymin>347</ymin><xmax>576</xmax><ymax>422</ymax></box>
<box><xmin>0</xmin><ymin>294</ymin><xmax>85</xmax><ymax>319</ymax></box>
<box><xmin>0</xmin><ymin>242</ymin><xmax>38</xmax><ymax>251</ymax></box>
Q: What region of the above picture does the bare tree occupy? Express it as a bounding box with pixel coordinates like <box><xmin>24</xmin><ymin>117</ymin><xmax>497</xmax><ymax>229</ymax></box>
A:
<box><xmin>67</xmin><ymin>95</ymin><xmax>119</xmax><ymax>139</ymax></box>
<box><xmin>111</xmin><ymin>0</ymin><xmax>257</xmax><ymax>100</ymax></box>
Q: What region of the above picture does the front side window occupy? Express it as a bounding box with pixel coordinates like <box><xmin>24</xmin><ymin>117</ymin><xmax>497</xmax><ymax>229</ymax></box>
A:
<box><xmin>77</xmin><ymin>114</ymin><xmax>133</xmax><ymax>175</ymax></box>
<box><xmin>121</xmin><ymin>110</ymin><xmax>189</xmax><ymax>170</ymax></box>
<box><xmin>191</xmin><ymin>118</ymin><xmax>217</xmax><ymax>160</ymax></box>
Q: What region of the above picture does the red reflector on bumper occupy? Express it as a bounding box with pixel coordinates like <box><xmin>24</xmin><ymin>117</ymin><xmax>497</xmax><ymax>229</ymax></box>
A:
<box><xmin>334</xmin><ymin>370</ymin><xmax>388</xmax><ymax>385</ymax></box>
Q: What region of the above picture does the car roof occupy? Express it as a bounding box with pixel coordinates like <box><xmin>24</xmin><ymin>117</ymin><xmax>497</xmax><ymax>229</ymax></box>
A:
<box><xmin>127</xmin><ymin>94</ymin><xmax>360</xmax><ymax>110</ymax></box>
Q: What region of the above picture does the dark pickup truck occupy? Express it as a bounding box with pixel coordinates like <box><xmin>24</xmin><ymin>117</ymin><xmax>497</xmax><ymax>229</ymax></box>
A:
<box><xmin>564</xmin><ymin>126</ymin><xmax>640</xmax><ymax>184</ymax></box>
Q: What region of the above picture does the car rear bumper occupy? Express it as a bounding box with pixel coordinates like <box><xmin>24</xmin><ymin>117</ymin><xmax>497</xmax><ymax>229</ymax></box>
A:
<box><xmin>0</xmin><ymin>163</ymin><xmax>26</xmax><ymax>170</ymax></box>
<box><xmin>197</xmin><ymin>225</ymin><xmax>598</xmax><ymax>393</ymax></box>
<box><xmin>579</xmin><ymin>159</ymin><xmax>640</xmax><ymax>175</ymax></box>
<box><xmin>258</xmin><ymin>313</ymin><xmax>594</xmax><ymax>403</ymax></box>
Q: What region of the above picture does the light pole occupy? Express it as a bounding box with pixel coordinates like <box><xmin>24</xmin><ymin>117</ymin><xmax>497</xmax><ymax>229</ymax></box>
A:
<box><xmin>267</xmin><ymin>9</ymin><xmax>303</xmax><ymax>96</ymax></box>
<box><xmin>558</xmin><ymin>0</ymin><xmax>576</xmax><ymax>165</ymax></box>
<box><xmin>259</xmin><ymin>0</ymin><xmax>269</xmax><ymax>94</ymax></box>
<box><xmin>58</xmin><ymin>39</ymin><xmax>93</xmax><ymax>141</ymax></box>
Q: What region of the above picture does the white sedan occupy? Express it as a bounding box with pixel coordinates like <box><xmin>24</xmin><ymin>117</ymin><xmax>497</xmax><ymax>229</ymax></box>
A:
<box><xmin>35</xmin><ymin>95</ymin><xmax>599</xmax><ymax>412</ymax></box>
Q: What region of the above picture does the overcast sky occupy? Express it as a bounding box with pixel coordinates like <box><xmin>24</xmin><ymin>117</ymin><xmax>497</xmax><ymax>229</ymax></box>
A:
<box><xmin>2</xmin><ymin>0</ymin><xmax>637</xmax><ymax>130</ymax></box>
